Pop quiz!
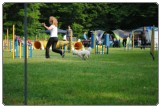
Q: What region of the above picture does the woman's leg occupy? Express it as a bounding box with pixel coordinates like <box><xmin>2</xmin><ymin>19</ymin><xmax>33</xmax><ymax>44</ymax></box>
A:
<box><xmin>45</xmin><ymin>38</ymin><xmax>52</xmax><ymax>58</ymax></box>
<box><xmin>52</xmin><ymin>37</ymin><xmax>63</xmax><ymax>55</ymax></box>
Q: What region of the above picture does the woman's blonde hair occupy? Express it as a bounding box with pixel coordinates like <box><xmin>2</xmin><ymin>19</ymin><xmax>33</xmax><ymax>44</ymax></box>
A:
<box><xmin>49</xmin><ymin>16</ymin><xmax>58</xmax><ymax>27</ymax></box>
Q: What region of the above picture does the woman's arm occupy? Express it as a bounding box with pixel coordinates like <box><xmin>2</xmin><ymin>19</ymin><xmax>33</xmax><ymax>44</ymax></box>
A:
<box><xmin>42</xmin><ymin>23</ymin><xmax>53</xmax><ymax>30</ymax></box>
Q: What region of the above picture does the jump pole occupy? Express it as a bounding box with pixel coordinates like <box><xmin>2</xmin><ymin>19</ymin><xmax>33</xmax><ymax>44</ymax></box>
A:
<box><xmin>12</xmin><ymin>25</ymin><xmax>15</xmax><ymax>59</ymax></box>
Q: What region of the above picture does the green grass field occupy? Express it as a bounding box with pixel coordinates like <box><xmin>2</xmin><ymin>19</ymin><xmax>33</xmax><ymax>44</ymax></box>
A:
<box><xmin>3</xmin><ymin>48</ymin><xmax>158</xmax><ymax>105</ymax></box>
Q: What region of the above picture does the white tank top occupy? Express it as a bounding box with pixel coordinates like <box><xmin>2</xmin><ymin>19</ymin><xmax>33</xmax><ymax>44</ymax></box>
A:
<box><xmin>50</xmin><ymin>25</ymin><xmax>58</xmax><ymax>37</ymax></box>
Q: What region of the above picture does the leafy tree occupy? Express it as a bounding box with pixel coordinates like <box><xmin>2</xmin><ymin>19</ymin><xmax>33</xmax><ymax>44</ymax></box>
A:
<box><xmin>3</xmin><ymin>3</ymin><xmax>43</xmax><ymax>37</ymax></box>
<box><xmin>71</xmin><ymin>22</ymin><xmax>84</xmax><ymax>38</ymax></box>
<box><xmin>3</xmin><ymin>3</ymin><xmax>158</xmax><ymax>39</ymax></box>
<box><xmin>18</xmin><ymin>3</ymin><xmax>43</xmax><ymax>37</ymax></box>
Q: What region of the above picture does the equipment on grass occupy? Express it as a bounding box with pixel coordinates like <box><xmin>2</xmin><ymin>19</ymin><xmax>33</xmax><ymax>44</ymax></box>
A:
<box><xmin>91</xmin><ymin>32</ymin><xmax>110</xmax><ymax>54</ymax></box>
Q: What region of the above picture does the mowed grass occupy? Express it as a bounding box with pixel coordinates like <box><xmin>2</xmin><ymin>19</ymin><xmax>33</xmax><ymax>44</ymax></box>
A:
<box><xmin>3</xmin><ymin>48</ymin><xmax>158</xmax><ymax>105</ymax></box>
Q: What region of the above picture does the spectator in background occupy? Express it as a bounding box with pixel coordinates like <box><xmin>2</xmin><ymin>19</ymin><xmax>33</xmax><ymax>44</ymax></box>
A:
<box><xmin>141</xmin><ymin>31</ymin><xmax>146</xmax><ymax>49</ymax></box>
<box><xmin>113</xmin><ymin>38</ymin><xmax>119</xmax><ymax>47</ymax></box>
<box><xmin>87</xmin><ymin>30</ymin><xmax>92</xmax><ymax>39</ymax></box>
<box><xmin>83</xmin><ymin>31</ymin><xmax>91</xmax><ymax>47</ymax></box>
<box><xmin>122</xmin><ymin>37</ymin><xmax>127</xmax><ymax>47</ymax></box>
<box><xmin>83</xmin><ymin>32</ymin><xmax>88</xmax><ymax>40</ymax></box>
<box><xmin>66</xmin><ymin>25</ymin><xmax>73</xmax><ymax>41</ymax></box>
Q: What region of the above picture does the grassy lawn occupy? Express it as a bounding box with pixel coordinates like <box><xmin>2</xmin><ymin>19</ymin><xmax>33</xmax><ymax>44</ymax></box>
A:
<box><xmin>3</xmin><ymin>48</ymin><xmax>158</xmax><ymax>105</ymax></box>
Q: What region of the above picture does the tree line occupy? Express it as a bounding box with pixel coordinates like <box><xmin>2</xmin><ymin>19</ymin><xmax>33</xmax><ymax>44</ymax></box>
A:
<box><xmin>3</xmin><ymin>3</ymin><xmax>158</xmax><ymax>39</ymax></box>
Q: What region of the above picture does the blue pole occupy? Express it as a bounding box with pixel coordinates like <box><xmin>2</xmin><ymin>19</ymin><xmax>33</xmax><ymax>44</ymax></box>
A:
<box><xmin>91</xmin><ymin>33</ymin><xmax>94</xmax><ymax>48</ymax></box>
<box><xmin>16</xmin><ymin>40</ymin><xmax>19</xmax><ymax>58</ymax></box>
<box><xmin>29</xmin><ymin>45</ymin><xmax>32</xmax><ymax>58</ymax></box>
<box><xmin>104</xmin><ymin>35</ymin><xmax>107</xmax><ymax>54</ymax></box>
<box><xmin>106</xmin><ymin>34</ymin><xmax>110</xmax><ymax>54</ymax></box>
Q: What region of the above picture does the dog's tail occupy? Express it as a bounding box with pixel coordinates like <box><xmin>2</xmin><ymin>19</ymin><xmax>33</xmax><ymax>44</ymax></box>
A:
<box><xmin>88</xmin><ymin>47</ymin><xmax>92</xmax><ymax>52</ymax></box>
<box><xmin>72</xmin><ymin>47</ymin><xmax>75</xmax><ymax>51</ymax></box>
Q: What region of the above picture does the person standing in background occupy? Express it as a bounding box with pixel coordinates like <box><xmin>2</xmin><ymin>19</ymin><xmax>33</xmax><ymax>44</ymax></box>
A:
<box><xmin>141</xmin><ymin>28</ymin><xmax>146</xmax><ymax>49</ymax></box>
<box><xmin>83</xmin><ymin>32</ymin><xmax>88</xmax><ymax>40</ymax></box>
<box><xmin>66</xmin><ymin>25</ymin><xmax>73</xmax><ymax>41</ymax></box>
<box><xmin>122</xmin><ymin>37</ymin><xmax>127</xmax><ymax>47</ymax></box>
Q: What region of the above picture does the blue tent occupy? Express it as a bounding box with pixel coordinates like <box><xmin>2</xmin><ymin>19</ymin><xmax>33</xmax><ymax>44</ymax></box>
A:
<box><xmin>132</xmin><ymin>26</ymin><xmax>158</xmax><ymax>43</ymax></box>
